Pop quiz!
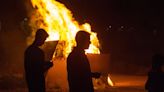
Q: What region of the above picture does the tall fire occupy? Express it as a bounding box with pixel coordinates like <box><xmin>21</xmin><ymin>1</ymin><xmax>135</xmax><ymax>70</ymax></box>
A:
<box><xmin>29</xmin><ymin>0</ymin><xmax>100</xmax><ymax>57</ymax></box>
<box><xmin>27</xmin><ymin>0</ymin><xmax>113</xmax><ymax>88</ymax></box>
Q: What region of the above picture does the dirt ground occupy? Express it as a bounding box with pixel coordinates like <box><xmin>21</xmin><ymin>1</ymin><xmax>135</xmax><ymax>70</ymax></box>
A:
<box><xmin>0</xmin><ymin>74</ymin><xmax>147</xmax><ymax>92</ymax></box>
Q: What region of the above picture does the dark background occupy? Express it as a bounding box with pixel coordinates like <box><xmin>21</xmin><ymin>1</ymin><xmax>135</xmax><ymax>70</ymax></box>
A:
<box><xmin>0</xmin><ymin>0</ymin><xmax>164</xmax><ymax>74</ymax></box>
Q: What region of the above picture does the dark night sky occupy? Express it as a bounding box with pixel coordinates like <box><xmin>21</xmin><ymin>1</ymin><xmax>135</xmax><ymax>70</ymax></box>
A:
<box><xmin>58</xmin><ymin>0</ymin><xmax>164</xmax><ymax>29</ymax></box>
<box><xmin>0</xmin><ymin>0</ymin><xmax>164</xmax><ymax>74</ymax></box>
<box><xmin>1</xmin><ymin>0</ymin><xmax>164</xmax><ymax>31</ymax></box>
<box><xmin>60</xmin><ymin>0</ymin><xmax>164</xmax><ymax>53</ymax></box>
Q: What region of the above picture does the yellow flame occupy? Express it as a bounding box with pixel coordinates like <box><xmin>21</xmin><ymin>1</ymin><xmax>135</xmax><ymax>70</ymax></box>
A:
<box><xmin>30</xmin><ymin>0</ymin><xmax>100</xmax><ymax>57</ymax></box>
<box><xmin>107</xmin><ymin>74</ymin><xmax>114</xmax><ymax>86</ymax></box>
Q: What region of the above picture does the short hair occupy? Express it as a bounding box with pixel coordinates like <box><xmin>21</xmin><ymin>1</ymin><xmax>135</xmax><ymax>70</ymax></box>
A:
<box><xmin>75</xmin><ymin>31</ymin><xmax>90</xmax><ymax>45</ymax></box>
<box><xmin>35</xmin><ymin>29</ymin><xmax>49</xmax><ymax>39</ymax></box>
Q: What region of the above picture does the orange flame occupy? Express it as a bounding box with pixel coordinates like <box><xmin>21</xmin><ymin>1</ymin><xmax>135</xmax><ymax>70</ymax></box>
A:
<box><xmin>29</xmin><ymin>0</ymin><xmax>100</xmax><ymax>57</ymax></box>
<box><xmin>107</xmin><ymin>74</ymin><xmax>114</xmax><ymax>86</ymax></box>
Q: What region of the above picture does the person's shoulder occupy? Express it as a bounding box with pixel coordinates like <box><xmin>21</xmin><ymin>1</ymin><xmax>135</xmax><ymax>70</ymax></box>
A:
<box><xmin>67</xmin><ymin>50</ymin><xmax>79</xmax><ymax>61</ymax></box>
<box><xmin>67</xmin><ymin>52</ymin><xmax>74</xmax><ymax>59</ymax></box>
<box><xmin>148</xmin><ymin>70</ymin><xmax>164</xmax><ymax>77</ymax></box>
<box><xmin>25</xmin><ymin>45</ymin><xmax>40</xmax><ymax>53</ymax></box>
<box><xmin>25</xmin><ymin>45</ymin><xmax>33</xmax><ymax>51</ymax></box>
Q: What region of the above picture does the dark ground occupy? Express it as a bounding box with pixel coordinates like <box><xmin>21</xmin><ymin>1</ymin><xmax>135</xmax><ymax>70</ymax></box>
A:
<box><xmin>0</xmin><ymin>74</ymin><xmax>147</xmax><ymax>92</ymax></box>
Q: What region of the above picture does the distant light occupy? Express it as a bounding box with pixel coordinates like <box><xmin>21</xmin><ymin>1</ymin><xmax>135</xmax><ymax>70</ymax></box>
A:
<box><xmin>24</xmin><ymin>18</ymin><xmax>28</xmax><ymax>21</ymax></box>
<box><xmin>105</xmin><ymin>25</ymin><xmax>112</xmax><ymax>32</ymax></box>
<box><xmin>121</xmin><ymin>26</ymin><xmax>124</xmax><ymax>29</ymax></box>
<box><xmin>109</xmin><ymin>25</ymin><xmax>112</xmax><ymax>28</ymax></box>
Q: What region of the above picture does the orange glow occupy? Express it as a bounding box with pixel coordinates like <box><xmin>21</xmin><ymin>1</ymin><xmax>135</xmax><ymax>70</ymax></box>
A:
<box><xmin>29</xmin><ymin>0</ymin><xmax>100</xmax><ymax>57</ymax></box>
<box><xmin>107</xmin><ymin>74</ymin><xmax>114</xmax><ymax>86</ymax></box>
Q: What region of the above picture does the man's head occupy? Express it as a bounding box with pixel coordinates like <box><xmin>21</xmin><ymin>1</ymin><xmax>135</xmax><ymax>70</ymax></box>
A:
<box><xmin>75</xmin><ymin>31</ymin><xmax>90</xmax><ymax>49</ymax></box>
<box><xmin>152</xmin><ymin>54</ymin><xmax>164</xmax><ymax>70</ymax></box>
<box><xmin>34</xmin><ymin>29</ymin><xmax>49</xmax><ymax>46</ymax></box>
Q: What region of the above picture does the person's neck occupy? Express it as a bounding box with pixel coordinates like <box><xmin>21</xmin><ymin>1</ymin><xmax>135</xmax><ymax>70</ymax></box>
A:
<box><xmin>76</xmin><ymin>46</ymin><xmax>85</xmax><ymax>50</ymax></box>
<box><xmin>32</xmin><ymin>41</ymin><xmax>40</xmax><ymax>47</ymax></box>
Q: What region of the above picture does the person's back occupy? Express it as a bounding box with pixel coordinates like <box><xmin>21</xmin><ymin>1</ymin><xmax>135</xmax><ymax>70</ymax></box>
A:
<box><xmin>145</xmin><ymin>54</ymin><xmax>164</xmax><ymax>92</ymax></box>
<box><xmin>24</xmin><ymin>45</ymin><xmax>46</xmax><ymax>92</ymax></box>
<box><xmin>67</xmin><ymin>31</ymin><xmax>94</xmax><ymax>92</ymax></box>
<box><xmin>67</xmin><ymin>47</ymin><xmax>94</xmax><ymax>92</ymax></box>
<box><xmin>145</xmin><ymin>70</ymin><xmax>164</xmax><ymax>92</ymax></box>
<box><xmin>24</xmin><ymin>29</ymin><xmax>53</xmax><ymax>92</ymax></box>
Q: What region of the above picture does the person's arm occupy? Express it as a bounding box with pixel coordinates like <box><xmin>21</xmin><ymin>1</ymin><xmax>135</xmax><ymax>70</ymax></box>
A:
<box><xmin>145</xmin><ymin>72</ymin><xmax>152</xmax><ymax>90</ymax></box>
<box><xmin>43</xmin><ymin>61</ymin><xmax>53</xmax><ymax>72</ymax></box>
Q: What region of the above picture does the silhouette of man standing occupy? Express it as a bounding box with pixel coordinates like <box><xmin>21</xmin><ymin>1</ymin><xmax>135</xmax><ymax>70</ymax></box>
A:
<box><xmin>24</xmin><ymin>29</ymin><xmax>53</xmax><ymax>92</ymax></box>
<box><xmin>67</xmin><ymin>31</ymin><xmax>100</xmax><ymax>92</ymax></box>
<box><xmin>145</xmin><ymin>54</ymin><xmax>164</xmax><ymax>92</ymax></box>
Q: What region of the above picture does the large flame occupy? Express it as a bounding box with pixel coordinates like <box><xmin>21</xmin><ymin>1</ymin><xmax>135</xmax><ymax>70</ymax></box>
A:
<box><xmin>29</xmin><ymin>0</ymin><xmax>100</xmax><ymax>57</ymax></box>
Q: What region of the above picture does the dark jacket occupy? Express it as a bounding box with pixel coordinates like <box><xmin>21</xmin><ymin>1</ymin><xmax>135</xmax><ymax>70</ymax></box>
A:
<box><xmin>24</xmin><ymin>45</ymin><xmax>52</xmax><ymax>92</ymax></box>
<box><xmin>145</xmin><ymin>70</ymin><xmax>164</xmax><ymax>92</ymax></box>
<box><xmin>67</xmin><ymin>47</ymin><xmax>94</xmax><ymax>92</ymax></box>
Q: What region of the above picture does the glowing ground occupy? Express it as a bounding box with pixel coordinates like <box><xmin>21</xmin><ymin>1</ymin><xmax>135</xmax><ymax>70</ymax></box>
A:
<box><xmin>0</xmin><ymin>74</ymin><xmax>147</xmax><ymax>92</ymax></box>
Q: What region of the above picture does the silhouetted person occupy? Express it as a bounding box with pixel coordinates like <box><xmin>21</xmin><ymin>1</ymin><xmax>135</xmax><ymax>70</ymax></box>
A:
<box><xmin>24</xmin><ymin>29</ymin><xmax>53</xmax><ymax>92</ymax></box>
<box><xmin>67</xmin><ymin>31</ymin><xmax>100</xmax><ymax>92</ymax></box>
<box><xmin>145</xmin><ymin>54</ymin><xmax>164</xmax><ymax>92</ymax></box>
